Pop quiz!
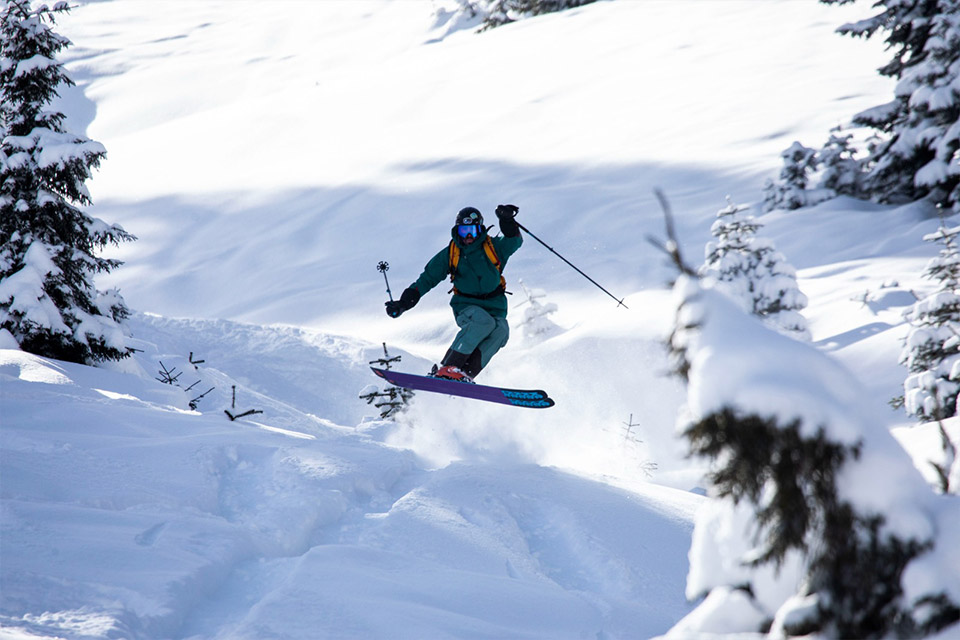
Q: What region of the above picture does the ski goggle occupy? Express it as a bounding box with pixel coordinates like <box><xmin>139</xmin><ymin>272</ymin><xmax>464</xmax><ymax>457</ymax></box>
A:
<box><xmin>457</xmin><ymin>224</ymin><xmax>480</xmax><ymax>239</ymax></box>
<box><xmin>457</xmin><ymin>210</ymin><xmax>482</xmax><ymax>226</ymax></box>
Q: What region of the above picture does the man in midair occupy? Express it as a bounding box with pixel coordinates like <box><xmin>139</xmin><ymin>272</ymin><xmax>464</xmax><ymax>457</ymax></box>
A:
<box><xmin>385</xmin><ymin>205</ymin><xmax>523</xmax><ymax>382</ymax></box>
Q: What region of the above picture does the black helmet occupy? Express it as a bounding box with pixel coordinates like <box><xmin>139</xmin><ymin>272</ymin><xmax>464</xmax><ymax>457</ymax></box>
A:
<box><xmin>456</xmin><ymin>207</ymin><xmax>483</xmax><ymax>226</ymax></box>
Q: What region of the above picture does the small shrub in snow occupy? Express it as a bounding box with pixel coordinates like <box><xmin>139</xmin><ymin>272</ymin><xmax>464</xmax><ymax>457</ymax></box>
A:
<box><xmin>621</xmin><ymin>414</ymin><xmax>658</xmax><ymax>478</ymax></box>
<box><xmin>818</xmin><ymin>130</ymin><xmax>867</xmax><ymax>198</ymax></box>
<box><xmin>361</xmin><ymin>343</ymin><xmax>414</xmax><ymax>419</ymax></box>
<box><xmin>449</xmin><ymin>0</ymin><xmax>598</xmax><ymax>31</ymax></box>
<box><xmin>516</xmin><ymin>279</ymin><xmax>562</xmax><ymax>341</ymax></box>
<box><xmin>764</xmin><ymin>133</ymin><xmax>868</xmax><ymax>212</ymax></box>
<box><xmin>763</xmin><ymin>142</ymin><xmax>835</xmax><ymax>212</ymax></box>
<box><xmin>902</xmin><ymin>224</ymin><xmax>960</xmax><ymax>421</ymax></box>
<box><xmin>0</xmin><ymin>1</ymin><xmax>134</xmax><ymax>364</ymax></box>
<box><xmin>701</xmin><ymin>199</ymin><xmax>810</xmax><ymax>340</ymax></box>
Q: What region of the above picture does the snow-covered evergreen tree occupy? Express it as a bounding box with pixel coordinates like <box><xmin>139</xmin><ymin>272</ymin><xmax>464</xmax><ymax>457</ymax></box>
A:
<box><xmin>902</xmin><ymin>224</ymin><xmax>960</xmax><ymax>420</ymax></box>
<box><xmin>452</xmin><ymin>0</ymin><xmax>597</xmax><ymax>31</ymax></box>
<box><xmin>763</xmin><ymin>138</ymin><xmax>850</xmax><ymax>211</ymax></box>
<box><xmin>763</xmin><ymin>142</ymin><xmax>815</xmax><ymax>211</ymax></box>
<box><xmin>663</xmin><ymin>271</ymin><xmax>960</xmax><ymax>639</ymax></box>
<box><xmin>701</xmin><ymin>199</ymin><xmax>810</xmax><ymax>340</ymax></box>
<box><xmin>812</xmin><ymin>0</ymin><xmax>960</xmax><ymax>211</ymax></box>
<box><xmin>0</xmin><ymin>0</ymin><xmax>134</xmax><ymax>364</ymax></box>
<box><xmin>818</xmin><ymin>130</ymin><xmax>867</xmax><ymax>198</ymax></box>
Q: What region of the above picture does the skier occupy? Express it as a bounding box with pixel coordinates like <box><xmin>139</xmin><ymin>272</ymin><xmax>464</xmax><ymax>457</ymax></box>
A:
<box><xmin>385</xmin><ymin>205</ymin><xmax>523</xmax><ymax>383</ymax></box>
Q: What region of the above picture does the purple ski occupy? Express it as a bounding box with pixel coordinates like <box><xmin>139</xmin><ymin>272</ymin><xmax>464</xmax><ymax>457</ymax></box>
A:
<box><xmin>371</xmin><ymin>368</ymin><xmax>554</xmax><ymax>409</ymax></box>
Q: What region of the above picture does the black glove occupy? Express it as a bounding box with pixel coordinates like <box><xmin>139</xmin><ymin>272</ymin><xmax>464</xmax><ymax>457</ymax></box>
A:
<box><xmin>495</xmin><ymin>204</ymin><xmax>520</xmax><ymax>237</ymax></box>
<box><xmin>385</xmin><ymin>287</ymin><xmax>420</xmax><ymax>318</ymax></box>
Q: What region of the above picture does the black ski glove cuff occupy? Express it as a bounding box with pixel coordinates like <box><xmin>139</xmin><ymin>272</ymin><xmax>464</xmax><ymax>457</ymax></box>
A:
<box><xmin>399</xmin><ymin>286</ymin><xmax>420</xmax><ymax>309</ymax></box>
<box><xmin>495</xmin><ymin>204</ymin><xmax>520</xmax><ymax>237</ymax></box>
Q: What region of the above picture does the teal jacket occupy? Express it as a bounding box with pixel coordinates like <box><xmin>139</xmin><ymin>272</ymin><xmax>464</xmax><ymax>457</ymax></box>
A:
<box><xmin>411</xmin><ymin>226</ymin><xmax>523</xmax><ymax>319</ymax></box>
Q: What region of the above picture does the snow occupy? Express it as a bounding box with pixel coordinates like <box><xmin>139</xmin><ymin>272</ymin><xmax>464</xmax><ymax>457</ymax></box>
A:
<box><xmin>13</xmin><ymin>54</ymin><xmax>56</xmax><ymax>78</ymax></box>
<box><xmin>0</xmin><ymin>242</ymin><xmax>70</xmax><ymax>335</ymax></box>
<box><xmin>3</xmin><ymin>0</ymin><xmax>959</xmax><ymax>638</ymax></box>
<box><xmin>684</xmin><ymin>497</ymin><xmax>804</xmax><ymax>614</ymax></box>
<box><xmin>666</xmin><ymin>586</ymin><xmax>769</xmax><ymax>638</ymax></box>
<box><xmin>1</xmin><ymin>330</ymin><xmax>696</xmax><ymax>639</ymax></box>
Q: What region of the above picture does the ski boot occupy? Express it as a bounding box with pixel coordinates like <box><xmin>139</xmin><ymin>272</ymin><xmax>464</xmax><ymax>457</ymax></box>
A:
<box><xmin>429</xmin><ymin>364</ymin><xmax>475</xmax><ymax>384</ymax></box>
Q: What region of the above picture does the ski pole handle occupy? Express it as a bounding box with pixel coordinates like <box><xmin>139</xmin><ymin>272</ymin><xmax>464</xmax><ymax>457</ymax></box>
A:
<box><xmin>377</xmin><ymin>261</ymin><xmax>394</xmax><ymax>301</ymax></box>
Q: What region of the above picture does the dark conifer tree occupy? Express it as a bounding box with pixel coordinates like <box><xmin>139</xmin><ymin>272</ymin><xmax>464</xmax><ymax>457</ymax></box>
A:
<box><xmin>0</xmin><ymin>0</ymin><xmax>134</xmax><ymax>364</ymax></box>
<box><xmin>811</xmin><ymin>0</ymin><xmax>960</xmax><ymax>210</ymax></box>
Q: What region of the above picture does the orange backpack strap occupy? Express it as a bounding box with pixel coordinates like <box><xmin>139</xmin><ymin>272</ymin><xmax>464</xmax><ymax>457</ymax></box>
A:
<box><xmin>483</xmin><ymin>237</ymin><xmax>507</xmax><ymax>291</ymax></box>
<box><xmin>482</xmin><ymin>237</ymin><xmax>501</xmax><ymax>272</ymax></box>
<box><xmin>448</xmin><ymin>240</ymin><xmax>459</xmax><ymax>276</ymax></box>
<box><xmin>447</xmin><ymin>240</ymin><xmax>459</xmax><ymax>293</ymax></box>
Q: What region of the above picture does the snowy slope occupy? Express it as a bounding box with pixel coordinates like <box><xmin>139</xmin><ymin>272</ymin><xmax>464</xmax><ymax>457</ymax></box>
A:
<box><xmin>63</xmin><ymin>0</ymin><xmax>894</xmax><ymax>331</ymax></box>
<box><xmin>1</xmin><ymin>323</ymin><xmax>699</xmax><ymax>639</ymax></box>
<box><xmin>53</xmin><ymin>0</ymin><xmax>910</xmax><ymax>482</ymax></box>
<box><xmin>2</xmin><ymin>0</ymin><xmax>957</xmax><ymax>638</ymax></box>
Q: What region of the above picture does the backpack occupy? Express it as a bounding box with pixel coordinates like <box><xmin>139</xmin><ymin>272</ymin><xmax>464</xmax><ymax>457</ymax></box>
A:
<box><xmin>447</xmin><ymin>237</ymin><xmax>507</xmax><ymax>299</ymax></box>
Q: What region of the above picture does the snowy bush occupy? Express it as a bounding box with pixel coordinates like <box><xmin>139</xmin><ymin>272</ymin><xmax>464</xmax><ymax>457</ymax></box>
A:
<box><xmin>763</xmin><ymin>142</ymin><xmax>835</xmax><ymax>212</ymax></box>
<box><xmin>764</xmin><ymin>134</ymin><xmax>868</xmax><ymax>212</ymax></box>
<box><xmin>763</xmin><ymin>141</ymin><xmax>816</xmax><ymax>211</ymax></box>
<box><xmin>0</xmin><ymin>0</ymin><xmax>134</xmax><ymax>364</ymax></box>
<box><xmin>664</xmin><ymin>273</ymin><xmax>960</xmax><ymax>638</ymax></box>
<box><xmin>516</xmin><ymin>279</ymin><xmax>562</xmax><ymax>341</ymax></box>
<box><xmin>701</xmin><ymin>199</ymin><xmax>810</xmax><ymax>340</ymax></box>
<box><xmin>445</xmin><ymin>0</ymin><xmax>597</xmax><ymax>31</ymax></box>
<box><xmin>818</xmin><ymin>130</ymin><xmax>868</xmax><ymax>198</ymax></box>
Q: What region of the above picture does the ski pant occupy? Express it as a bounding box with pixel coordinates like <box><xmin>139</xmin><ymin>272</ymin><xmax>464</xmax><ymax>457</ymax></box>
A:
<box><xmin>449</xmin><ymin>305</ymin><xmax>510</xmax><ymax>373</ymax></box>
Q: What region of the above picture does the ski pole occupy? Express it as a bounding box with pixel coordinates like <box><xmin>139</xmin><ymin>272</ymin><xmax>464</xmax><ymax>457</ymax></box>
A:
<box><xmin>515</xmin><ymin>221</ymin><xmax>628</xmax><ymax>309</ymax></box>
<box><xmin>377</xmin><ymin>261</ymin><xmax>394</xmax><ymax>302</ymax></box>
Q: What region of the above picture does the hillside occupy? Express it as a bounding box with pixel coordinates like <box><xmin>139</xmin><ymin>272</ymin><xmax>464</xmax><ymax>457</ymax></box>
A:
<box><xmin>2</xmin><ymin>1</ymin><xmax>956</xmax><ymax>638</ymax></box>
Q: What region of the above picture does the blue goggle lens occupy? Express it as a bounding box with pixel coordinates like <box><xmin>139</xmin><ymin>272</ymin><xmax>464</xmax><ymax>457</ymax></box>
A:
<box><xmin>458</xmin><ymin>224</ymin><xmax>479</xmax><ymax>238</ymax></box>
